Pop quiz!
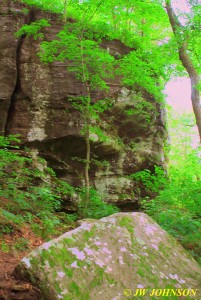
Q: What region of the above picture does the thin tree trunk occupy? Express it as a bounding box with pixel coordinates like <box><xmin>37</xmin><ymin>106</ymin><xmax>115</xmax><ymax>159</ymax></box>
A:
<box><xmin>84</xmin><ymin>91</ymin><xmax>91</xmax><ymax>209</ymax></box>
<box><xmin>80</xmin><ymin>35</ymin><xmax>91</xmax><ymax>209</ymax></box>
<box><xmin>165</xmin><ymin>0</ymin><xmax>201</xmax><ymax>142</ymax></box>
<box><xmin>64</xmin><ymin>0</ymin><xmax>68</xmax><ymax>22</ymax></box>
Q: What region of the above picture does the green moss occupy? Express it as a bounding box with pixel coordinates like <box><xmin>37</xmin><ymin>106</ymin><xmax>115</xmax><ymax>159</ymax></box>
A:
<box><xmin>89</xmin><ymin>267</ymin><xmax>106</xmax><ymax>288</ymax></box>
<box><xmin>64</xmin><ymin>266</ymin><xmax>73</xmax><ymax>278</ymax></box>
<box><xmin>105</xmin><ymin>274</ymin><xmax>117</xmax><ymax>285</ymax></box>
<box><xmin>141</xmin><ymin>261</ymin><xmax>152</xmax><ymax>273</ymax></box>
<box><xmin>69</xmin><ymin>282</ymin><xmax>80</xmax><ymax>295</ymax></box>
<box><xmin>81</xmin><ymin>226</ymin><xmax>97</xmax><ymax>242</ymax></box>
<box><xmin>95</xmin><ymin>267</ymin><xmax>105</xmax><ymax>281</ymax></box>
<box><xmin>93</xmin><ymin>244</ymin><xmax>99</xmax><ymax>251</ymax></box>
<box><xmin>63</xmin><ymin>237</ymin><xmax>76</xmax><ymax>246</ymax></box>
<box><xmin>40</xmin><ymin>249</ymin><xmax>56</xmax><ymax>268</ymax></box>
<box><xmin>149</xmin><ymin>276</ymin><xmax>159</xmax><ymax>285</ymax></box>
<box><xmin>54</xmin><ymin>281</ymin><xmax>62</xmax><ymax>294</ymax></box>
<box><xmin>63</xmin><ymin>295</ymin><xmax>73</xmax><ymax>300</ymax></box>
<box><xmin>137</xmin><ymin>269</ymin><xmax>145</xmax><ymax>277</ymax></box>
<box><xmin>90</xmin><ymin>279</ymin><xmax>101</xmax><ymax>288</ymax></box>
<box><xmin>89</xmin><ymin>264</ymin><xmax>118</xmax><ymax>293</ymax></box>
<box><xmin>119</xmin><ymin>216</ymin><xmax>133</xmax><ymax>234</ymax></box>
<box><xmin>77</xmin><ymin>260</ymin><xmax>86</xmax><ymax>268</ymax></box>
<box><xmin>68</xmin><ymin>281</ymin><xmax>91</xmax><ymax>299</ymax></box>
<box><xmin>158</xmin><ymin>243</ymin><xmax>170</xmax><ymax>258</ymax></box>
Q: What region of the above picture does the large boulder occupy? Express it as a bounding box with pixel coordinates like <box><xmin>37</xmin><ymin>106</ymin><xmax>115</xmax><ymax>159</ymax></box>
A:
<box><xmin>14</xmin><ymin>213</ymin><xmax>201</xmax><ymax>300</ymax></box>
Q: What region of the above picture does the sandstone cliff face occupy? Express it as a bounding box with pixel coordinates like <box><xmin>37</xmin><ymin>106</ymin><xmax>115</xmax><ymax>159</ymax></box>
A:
<box><xmin>0</xmin><ymin>1</ymin><xmax>167</xmax><ymax>208</ymax></box>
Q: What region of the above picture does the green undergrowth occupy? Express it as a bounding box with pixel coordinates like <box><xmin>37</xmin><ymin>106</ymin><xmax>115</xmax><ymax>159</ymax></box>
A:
<box><xmin>0</xmin><ymin>136</ymin><xmax>118</xmax><ymax>251</ymax></box>
<box><xmin>133</xmin><ymin>151</ymin><xmax>201</xmax><ymax>265</ymax></box>
<box><xmin>0</xmin><ymin>136</ymin><xmax>77</xmax><ymax>244</ymax></box>
<box><xmin>77</xmin><ymin>187</ymin><xmax>119</xmax><ymax>219</ymax></box>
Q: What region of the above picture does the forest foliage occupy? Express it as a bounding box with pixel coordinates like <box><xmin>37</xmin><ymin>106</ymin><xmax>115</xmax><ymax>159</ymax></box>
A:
<box><xmin>0</xmin><ymin>135</ymin><xmax>118</xmax><ymax>248</ymax></box>
<box><xmin>135</xmin><ymin>111</ymin><xmax>201</xmax><ymax>264</ymax></box>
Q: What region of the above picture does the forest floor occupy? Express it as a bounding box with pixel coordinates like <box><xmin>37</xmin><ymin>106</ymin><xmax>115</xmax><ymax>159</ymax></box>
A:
<box><xmin>0</xmin><ymin>225</ymin><xmax>46</xmax><ymax>300</ymax></box>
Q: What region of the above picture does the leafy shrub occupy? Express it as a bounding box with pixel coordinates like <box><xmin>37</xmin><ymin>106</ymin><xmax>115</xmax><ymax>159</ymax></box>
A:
<box><xmin>0</xmin><ymin>135</ymin><xmax>76</xmax><ymax>240</ymax></box>
<box><xmin>139</xmin><ymin>149</ymin><xmax>201</xmax><ymax>264</ymax></box>
<box><xmin>14</xmin><ymin>237</ymin><xmax>30</xmax><ymax>251</ymax></box>
<box><xmin>16</xmin><ymin>18</ymin><xmax>51</xmax><ymax>40</ymax></box>
<box><xmin>77</xmin><ymin>187</ymin><xmax>119</xmax><ymax>219</ymax></box>
<box><xmin>0</xmin><ymin>136</ymin><xmax>118</xmax><ymax>243</ymax></box>
<box><xmin>130</xmin><ymin>165</ymin><xmax>167</xmax><ymax>196</ymax></box>
<box><xmin>0</xmin><ymin>241</ymin><xmax>9</xmax><ymax>253</ymax></box>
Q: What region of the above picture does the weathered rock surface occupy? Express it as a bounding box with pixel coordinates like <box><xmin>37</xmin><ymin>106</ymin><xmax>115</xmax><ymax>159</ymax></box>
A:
<box><xmin>0</xmin><ymin>1</ymin><xmax>167</xmax><ymax>207</ymax></box>
<box><xmin>14</xmin><ymin>213</ymin><xmax>201</xmax><ymax>300</ymax></box>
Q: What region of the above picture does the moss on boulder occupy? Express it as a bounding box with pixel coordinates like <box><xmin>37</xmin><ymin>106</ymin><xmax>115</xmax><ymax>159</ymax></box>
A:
<box><xmin>14</xmin><ymin>213</ymin><xmax>201</xmax><ymax>300</ymax></box>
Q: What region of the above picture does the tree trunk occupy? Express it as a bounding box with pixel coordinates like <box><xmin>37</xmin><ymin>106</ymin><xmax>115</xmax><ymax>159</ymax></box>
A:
<box><xmin>80</xmin><ymin>36</ymin><xmax>91</xmax><ymax>209</ymax></box>
<box><xmin>64</xmin><ymin>0</ymin><xmax>68</xmax><ymax>22</ymax></box>
<box><xmin>84</xmin><ymin>93</ymin><xmax>91</xmax><ymax>210</ymax></box>
<box><xmin>165</xmin><ymin>0</ymin><xmax>201</xmax><ymax>143</ymax></box>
